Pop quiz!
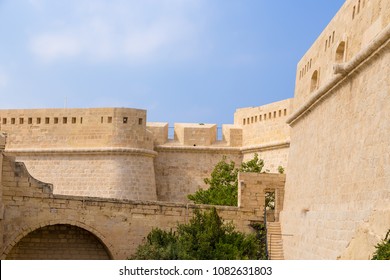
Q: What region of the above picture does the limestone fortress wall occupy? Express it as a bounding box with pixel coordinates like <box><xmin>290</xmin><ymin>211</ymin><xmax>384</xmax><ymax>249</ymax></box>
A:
<box><xmin>0</xmin><ymin>0</ymin><xmax>389</xmax><ymax>259</ymax></box>
<box><xmin>281</xmin><ymin>0</ymin><xmax>390</xmax><ymax>259</ymax></box>
<box><xmin>0</xmin><ymin>100</ymin><xmax>291</xmax><ymax>203</ymax></box>
<box><xmin>234</xmin><ymin>99</ymin><xmax>292</xmax><ymax>172</ymax></box>
<box><xmin>0</xmin><ymin>108</ymin><xmax>158</xmax><ymax>201</ymax></box>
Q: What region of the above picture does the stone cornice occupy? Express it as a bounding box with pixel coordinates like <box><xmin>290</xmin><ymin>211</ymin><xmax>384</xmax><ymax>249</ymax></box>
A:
<box><xmin>240</xmin><ymin>141</ymin><xmax>290</xmax><ymax>154</ymax></box>
<box><xmin>287</xmin><ymin>23</ymin><xmax>390</xmax><ymax>126</ymax></box>
<box><xmin>155</xmin><ymin>140</ymin><xmax>290</xmax><ymax>154</ymax></box>
<box><xmin>4</xmin><ymin>147</ymin><xmax>158</xmax><ymax>157</ymax></box>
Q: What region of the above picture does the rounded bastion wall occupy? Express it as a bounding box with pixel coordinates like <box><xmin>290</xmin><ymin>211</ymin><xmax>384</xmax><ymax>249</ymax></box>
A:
<box><xmin>15</xmin><ymin>151</ymin><xmax>157</xmax><ymax>201</ymax></box>
<box><xmin>0</xmin><ymin>108</ymin><xmax>158</xmax><ymax>201</ymax></box>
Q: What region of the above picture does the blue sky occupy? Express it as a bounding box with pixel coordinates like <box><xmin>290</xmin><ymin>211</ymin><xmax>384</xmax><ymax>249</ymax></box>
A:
<box><xmin>0</xmin><ymin>0</ymin><xmax>345</xmax><ymax>125</ymax></box>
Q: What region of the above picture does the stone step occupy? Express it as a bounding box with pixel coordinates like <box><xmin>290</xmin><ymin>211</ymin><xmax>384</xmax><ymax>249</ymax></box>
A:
<box><xmin>266</xmin><ymin>222</ymin><xmax>284</xmax><ymax>260</ymax></box>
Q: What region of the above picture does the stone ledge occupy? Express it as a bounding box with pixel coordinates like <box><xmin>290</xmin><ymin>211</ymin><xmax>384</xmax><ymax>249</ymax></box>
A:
<box><xmin>155</xmin><ymin>140</ymin><xmax>290</xmax><ymax>154</ymax></box>
<box><xmin>4</xmin><ymin>147</ymin><xmax>158</xmax><ymax>157</ymax></box>
<box><xmin>240</xmin><ymin>141</ymin><xmax>290</xmax><ymax>153</ymax></box>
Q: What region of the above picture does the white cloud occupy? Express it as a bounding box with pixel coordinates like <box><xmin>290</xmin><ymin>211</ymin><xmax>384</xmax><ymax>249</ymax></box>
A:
<box><xmin>123</xmin><ymin>20</ymin><xmax>189</xmax><ymax>61</ymax></box>
<box><xmin>30</xmin><ymin>33</ymin><xmax>82</xmax><ymax>62</ymax></box>
<box><xmin>29</xmin><ymin>0</ymin><xmax>206</xmax><ymax>64</ymax></box>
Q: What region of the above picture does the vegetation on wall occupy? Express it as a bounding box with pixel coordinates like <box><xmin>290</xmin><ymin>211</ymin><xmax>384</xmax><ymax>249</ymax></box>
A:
<box><xmin>187</xmin><ymin>154</ymin><xmax>264</xmax><ymax>206</ymax></box>
<box><xmin>131</xmin><ymin>154</ymin><xmax>271</xmax><ymax>260</ymax></box>
<box><xmin>130</xmin><ymin>207</ymin><xmax>266</xmax><ymax>260</ymax></box>
<box><xmin>371</xmin><ymin>229</ymin><xmax>390</xmax><ymax>260</ymax></box>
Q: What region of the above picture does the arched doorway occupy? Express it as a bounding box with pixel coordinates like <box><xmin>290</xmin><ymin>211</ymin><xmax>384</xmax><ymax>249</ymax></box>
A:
<box><xmin>6</xmin><ymin>224</ymin><xmax>111</xmax><ymax>260</ymax></box>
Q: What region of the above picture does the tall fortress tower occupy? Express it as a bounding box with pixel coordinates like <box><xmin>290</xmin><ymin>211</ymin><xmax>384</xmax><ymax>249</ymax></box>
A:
<box><xmin>281</xmin><ymin>0</ymin><xmax>390</xmax><ymax>259</ymax></box>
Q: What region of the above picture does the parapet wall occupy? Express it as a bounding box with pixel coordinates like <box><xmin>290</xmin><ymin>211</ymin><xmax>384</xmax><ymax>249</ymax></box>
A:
<box><xmin>0</xmin><ymin>108</ymin><xmax>153</xmax><ymax>150</ymax></box>
<box><xmin>234</xmin><ymin>99</ymin><xmax>292</xmax><ymax>147</ymax></box>
<box><xmin>147</xmin><ymin>122</ymin><xmax>243</xmax><ymax>147</ymax></box>
<box><xmin>233</xmin><ymin>99</ymin><xmax>292</xmax><ymax>172</ymax></box>
<box><xmin>294</xmin><ymin>0</ymin><xmax>390</xmax><ymax>110</ymax></box>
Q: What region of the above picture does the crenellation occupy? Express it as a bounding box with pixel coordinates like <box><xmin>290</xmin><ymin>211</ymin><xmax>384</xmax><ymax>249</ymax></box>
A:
<box><xmin>221</xmin><ymin>124</ymin><xmax>242</xmax><ymax>147</ymax></box>
<box><xmin>146</xmin><ymin>122</ymin><xmax>169</xmax><ymax>146</ymax></box>
<box><xmin>0</xmin><ymin>107</ymin><xmax>153</xmax><ymax>150</ymax></box>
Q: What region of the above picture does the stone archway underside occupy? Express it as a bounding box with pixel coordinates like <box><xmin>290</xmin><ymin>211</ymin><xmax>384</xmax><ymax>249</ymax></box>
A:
<box><xmin>6</xmin><ymin>224</ymin><xmax>111</xmax><ymax>260</ymax></box>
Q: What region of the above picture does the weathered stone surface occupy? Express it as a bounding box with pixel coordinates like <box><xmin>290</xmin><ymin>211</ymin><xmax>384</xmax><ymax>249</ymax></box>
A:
<box><xmin>1</xmin><ymin>0</ymin><xmax>389</xmax><ymax>260</ymax></box>
<box><xmin>281</xmin><ymin>0</ymin><xmax>390</xmax><ymax>260</ymax></box>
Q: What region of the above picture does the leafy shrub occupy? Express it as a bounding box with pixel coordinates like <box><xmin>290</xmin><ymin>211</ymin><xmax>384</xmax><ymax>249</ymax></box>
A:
<box><xmin>130</xmin><ymin>228</ymin><xmax>179</xmax><ymax>260</ymax></box>
<box><xmin>130</xmin><ymin>208</ymin><xmax>264</xmax><ymax>260</ymax></box>
<box><xmin>187</xmin><ymin>154</ymin><xmax>264</xmax><ymax>206</ymax></box>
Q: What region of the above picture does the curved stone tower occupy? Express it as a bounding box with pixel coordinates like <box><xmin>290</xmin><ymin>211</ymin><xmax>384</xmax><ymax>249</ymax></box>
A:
<box><xmin>0</xmin><ymin>108</ymin><xmax>157</xmax><ymax>201</ymax></box>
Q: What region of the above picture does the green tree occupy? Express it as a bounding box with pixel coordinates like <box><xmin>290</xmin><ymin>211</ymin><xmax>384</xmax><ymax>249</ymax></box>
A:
<box><xmin>372</xmin><ymin>229</ymin><xmax>390</xmax><ymax>260</ymax></box>
<box><xmin>187</xmin><ymin>154</ymin><xmax>264</xmax><ymax>206</ymax></box>
<box><xmin>240</xmin><ymin>153</ymin><xmax>264</xmax><ymax>173</ymax></box>
<box><xmin>187</xmin><ymin>157</ymin><xmax>238</xmax><ymax>206</ymax></box>
<box><xmin>130</xmin><ymin>207</ymin><xmax>264</xmax><ymax>260</ymax></box>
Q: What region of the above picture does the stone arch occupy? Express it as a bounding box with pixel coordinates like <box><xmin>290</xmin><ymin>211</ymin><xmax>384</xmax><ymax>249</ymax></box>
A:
<box><xmin>310</xmin><ymin>70</ymin><xmax>319</xmax><ymax>93</ymax></box>
<box><xmin>2</xmin><ymin>220</ymin><xmax>115</xmax><ymax>260</ymax></box>
<box><xmin>335</xmin><ymin>41</ymin><xmax>346</xmax><ymax>63</ymax></box>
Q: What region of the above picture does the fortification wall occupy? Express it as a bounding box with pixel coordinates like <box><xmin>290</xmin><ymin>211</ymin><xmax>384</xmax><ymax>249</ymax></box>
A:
<box><xmin>0</xmin><ymin>133</ymin><xmax>5</xmax><ymax>251</ymax></box>
<box><xmin>0</xmin><ymin>103</ymin><xmax>290</xmax><ymax>202</ymax></box>
<box><xmin>281</xmin><ymin>1</ymin><xmax>390</xmax><ymax>259</ymax></box>
<box><xmin>146</xmin><ymin>122</ymin><xmax>243</xmax><ymax>202</ymax></box>
<box><xmin>242</xmin><ymin>148</ymin><xmax>289</xmax><ymax>174</ymax></box>
<box><xmin>0</xmin><ymin>108</ymin><xmax>153</xmax><ymax>149</ymax></box>
<box><xmin>0</xmin><ymin>154</ymin><xmax>280</xmax><ymax>259</ymax></box>
<box><xmin>0</xmin><ymin>108</ymin><xmax>157</xmax><ymax>201</ymax></box>
<box><xmin>233</xmin><ymin>99</ymin><xmax>292</xmax><ymax>173</ymax></box>
<box><xmin>294</xmin><ymin>0</ymin><xmax>390</xmax><ymax>110</ymax></box>
<box><xmin>148</xmin><ymin>118</ymin><xmax>287</xmax><ymax>202</ymax></box>
<box><xmin>154</xmin><ymin>147</ymin><xmax>242</xmax><ymax>202</ymax></box>
<box><xmin>147</xmin><ymin>122</ymin><xmax>243</xmax><ymax>147</ymax></box>
<box><xmin>234</xmin><ymin>99</ymin><xmax>292</xmax><ymax>146</ymax></box>
<box><xmin>14</xmin><ymin>152</ymin><xmax>157</xmax><ymax>200</ymax></box>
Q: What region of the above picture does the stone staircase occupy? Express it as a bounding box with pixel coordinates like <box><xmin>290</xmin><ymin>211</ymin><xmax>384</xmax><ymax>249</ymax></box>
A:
<box><xmin>267</xmin><ymin>222</ymin><xmax>284</xmax><ymax>260</ymax></box>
